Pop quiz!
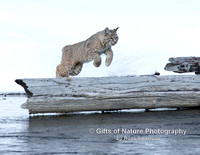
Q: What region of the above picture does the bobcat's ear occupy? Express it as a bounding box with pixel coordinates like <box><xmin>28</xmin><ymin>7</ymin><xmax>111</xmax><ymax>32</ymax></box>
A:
<box><xmin>104</xmin><ymin>27</ymin><xmax>110</xmax><ymax>35</ymax></box>
<box><xmin>114</xmin><ymin>27</ymin><xmax>119</xmax><ymax>32</ymax></box>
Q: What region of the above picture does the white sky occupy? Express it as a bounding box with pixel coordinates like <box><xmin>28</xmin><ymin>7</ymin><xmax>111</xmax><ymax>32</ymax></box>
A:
<box><xmin>0</xmin><ymin>0</ymin><xmax>200</xmax><ymax>92</ymax></box>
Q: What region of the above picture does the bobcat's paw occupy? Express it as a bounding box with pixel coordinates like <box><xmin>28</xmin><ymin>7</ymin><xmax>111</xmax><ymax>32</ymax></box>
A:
<box><xmin>93</xmin><ymin>61</ymin><xmax>101</xmax><ymax>67</ymax></box>
<box><xmin>105</xmin><ymin>61</ymin><xmax>111</xmax><ymax>67</ymax></box>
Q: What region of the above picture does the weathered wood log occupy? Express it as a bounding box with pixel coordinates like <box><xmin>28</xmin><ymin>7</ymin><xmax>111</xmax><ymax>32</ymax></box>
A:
<box><xmin>164</xmin><ymin>57</ymin><xmax>200</xmax><ymax>74</ymax></box>
<box><xmin>15</xmin><ymin>75</ymin><xmax>200</xmax><ymax>114</ymax></box>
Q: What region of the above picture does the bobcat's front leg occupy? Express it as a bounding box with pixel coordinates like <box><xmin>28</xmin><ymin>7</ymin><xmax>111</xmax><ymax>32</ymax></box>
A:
<box><xmin>92</xmin><ymin>52</ymin><xmax>102</xmax><ymax>67</ymax></box>
<box><xmin>105</xmin><ymin>49</ymin><xmax>113</xmax><ymax>67</ymax></box>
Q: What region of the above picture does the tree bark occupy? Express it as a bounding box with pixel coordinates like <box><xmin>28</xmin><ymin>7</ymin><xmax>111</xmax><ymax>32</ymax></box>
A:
<box><xmin>164</xmin><ymin>57</ymin><xmax>200</xmax><ymax>74</ymax></box>
<box><xmin>15</xmin><ymin>75</ymin><xmax>200</xmax><ymax>114</ymax></box>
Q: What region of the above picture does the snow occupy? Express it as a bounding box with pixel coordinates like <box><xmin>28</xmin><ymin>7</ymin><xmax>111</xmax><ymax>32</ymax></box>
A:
<box><xmin>0</xmin><ymin>0</ymin><xmax>200</xmax><ymax>92</ymax></box>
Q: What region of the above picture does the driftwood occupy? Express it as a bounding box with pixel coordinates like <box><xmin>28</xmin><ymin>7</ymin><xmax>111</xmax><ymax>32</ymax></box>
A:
<box><xmin>15</xmin><ymin>75</ymin><xmax>200</xmax><ymax>114</ymax></box>
<box><xmin>164</xmin><ymin>57</ymin><xmax>200</xmax><ymax>74</ymax></box>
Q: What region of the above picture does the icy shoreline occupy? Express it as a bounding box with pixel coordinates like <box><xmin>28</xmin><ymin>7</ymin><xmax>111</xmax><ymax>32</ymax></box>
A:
<box><xmin>0</xmin><ymin>92</ymin><xmax>26</xmax><ymax>96</ymax></box>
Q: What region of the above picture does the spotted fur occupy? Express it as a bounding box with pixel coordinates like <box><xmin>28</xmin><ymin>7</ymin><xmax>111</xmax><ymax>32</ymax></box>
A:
<box><xmin>56</xmin><ymin>27</ymin><xmax>119</xmax><ymax>77</ymax></box>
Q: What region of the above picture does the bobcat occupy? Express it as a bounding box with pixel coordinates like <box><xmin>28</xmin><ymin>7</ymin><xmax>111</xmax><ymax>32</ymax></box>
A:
<box><xmin>56</xmin><ymin>27</ymin><xmax>119</xmax><ymax>77</ymax></box>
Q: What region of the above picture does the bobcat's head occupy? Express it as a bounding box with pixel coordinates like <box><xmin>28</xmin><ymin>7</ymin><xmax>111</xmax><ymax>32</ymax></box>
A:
<box><xmin>103</xmin><ymin>27</ymin><xmax>119</xmax><ymax>46</ymax></box>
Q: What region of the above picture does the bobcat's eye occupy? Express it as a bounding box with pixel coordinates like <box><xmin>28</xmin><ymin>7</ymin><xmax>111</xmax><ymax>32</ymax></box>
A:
<box><xmin>111</xmin><ymin>37</ymin><xmax>118</xmax><ymax>41</ymax></box>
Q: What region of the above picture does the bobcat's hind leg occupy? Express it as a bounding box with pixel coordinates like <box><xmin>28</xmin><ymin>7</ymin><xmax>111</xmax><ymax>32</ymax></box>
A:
<box><xmin>92</xmin><ymin>52</ymin><xmax>102</xmax><ymax>67</ymax></box>
<box><xmin>56</xmin><ymin>64</ymin><xmax>61</xmax><ymax>77</ymax></box>
<box><xmin>56</xmin><ymin>64</ymin><xmax>68</xmax><ymax>77</ymax></box>
<box><xmin>56</xmin><ymin>62</ymin><xmax>73</xmax><ymax>77</ymax></box>
<box><xmin>70</xmin><ymin>63</ymin><xmax>83</xmax><ymax>76</ymax></box>
<box><xmin>105</xmin><ymin>49</ymin><xmax>113</xmax><ymax>67</ymax></box>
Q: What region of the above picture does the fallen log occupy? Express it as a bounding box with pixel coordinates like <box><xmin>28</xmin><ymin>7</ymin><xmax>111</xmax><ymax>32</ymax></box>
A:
<box><xmin>164</xmin><ymin>57</ymin><xmax>200</xmax><ymax>74</ymax></box>
<box><xmin>15</xmin><ymin>75</ymin><xmax>200</xmax><ymax>114</ymax></box>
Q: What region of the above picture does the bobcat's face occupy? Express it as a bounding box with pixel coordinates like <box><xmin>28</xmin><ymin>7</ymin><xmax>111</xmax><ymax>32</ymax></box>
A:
<box><xmin>110</xmin><ymin>33</ymin><xmax>119</xmax><ymax>45</ymax></box>
<box><xmin>104</xmin><ymin>27</ymin><xmax>119</xmax><ymax>46</ymax></box>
